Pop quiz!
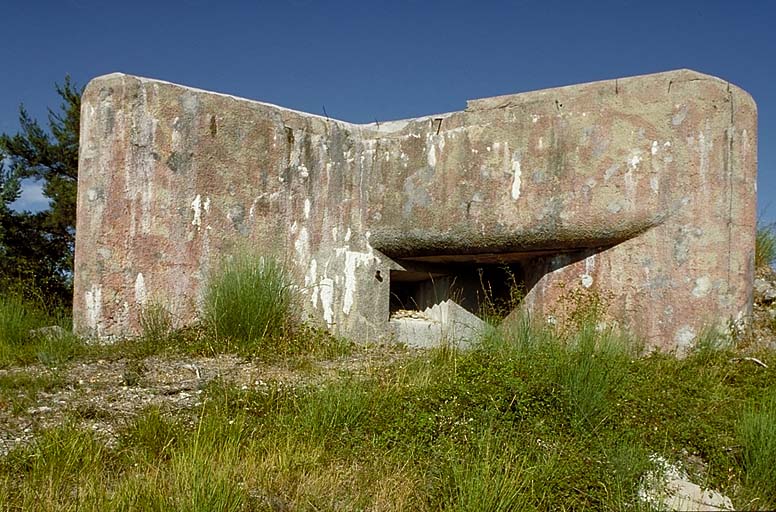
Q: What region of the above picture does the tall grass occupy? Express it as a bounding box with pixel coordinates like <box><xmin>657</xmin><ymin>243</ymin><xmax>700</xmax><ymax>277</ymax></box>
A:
<box><xmin>1</xmin><ymin>301</ymin><xmax>774</xmax><ymax>510</ymax></box>
<box><xmin>0</xmin><ymin>293</ymin><xmax>80</xmax><ymax>367</ymax></box>
<box><xmin>0</xmin><ymin>294</ymin><xmax>49</xmax><ymax>346</ymax></box>
<box><xmin>202</xmin><ymin>253</ymin><xmax>298</xmax><ymax>353</ymax></box>
<box><xmin>738</xmin><ymin>390</ymin><xmax>776</xmax><ymax>504</ymax></box>
<box><xmin>756</xmin><ymin>222</ymin><xmax>776</xmax><ymax>270</ymax></box>
<box><xmin>439</xmin><ymin>430</ymin><xmax>531</xmax><ymax>511</ymax></box>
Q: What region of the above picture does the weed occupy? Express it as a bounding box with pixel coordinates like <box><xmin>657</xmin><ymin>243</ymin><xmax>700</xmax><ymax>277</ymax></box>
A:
<box><xmin>755</xmin><ymin>222</ymin><xmax>776</xmax><ymax>270</ymax></box>
<box><xmin>0</xmin><ymin>294</ymin><xmax>80</xmax><ymax>367</ymax></box>
<box><xmin>0</xmin><ymin>294</ymin><xmax>48</xmax><ymax>346</ymax></box>
<box><xmin>203</xmin><ymin>252</ymin><xmax>298</xmax><ymax>354</ymax></box>
<box><xmin>120</xmin><ymin>358</ymin><xmax>147</xmax><ymax>387</ymax></box>
<box><xmin>0</xmin><ymin>424</ymin><xmax>111</xmax><ymax>509</ymax></box>
<box><xmin>738</xmin><ymin>390</ymin><xmax>776</xmax><ymax>505</ymax></box>
<box><xmin>139</xmin><ymin>302</ymin><xmax>174</xmax><ymax>343</ymax></box>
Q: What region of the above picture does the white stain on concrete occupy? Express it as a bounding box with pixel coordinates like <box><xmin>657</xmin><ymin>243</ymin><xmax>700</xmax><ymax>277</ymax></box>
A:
<box><xmin>672</xmin><ymin>104</ymin><xmax>688</xmax><ymax>126</ymax></box>
<box><xmin>191</xmin><ymin>194</ymin><xmax>202</xmax><ymax>227</ymax></box>
<box><xmin>511</xmin><ymin>156</ymin><xmax>522</xmax><ymax>200</ymax></box>
<box><xmin>604</xmin><ymin>164</ymin><xmax>620</xmax><ymax>181</ymax></box>
<box><xmin>699</xmin><ymin>130</ymin><xmax>711</xmax><ymax>186</ymax></box>
<box><xmin>304</xmin><ymin>198</ymin><xmax>311</xmax><ymax>219</ymax></box>
<box><xmin>581</xmin><ymin>254</ymin><xmax>595</xmax><ymax>288</ymax></box>
<box><xmin>628</xmin><ymin>153</ymin><xmax>642</xmax><ymax>170</ymax></box>
<box><xmin>342</xmin><ymin>250</ymin><xmax>373</xmax><ymax>315</ymax></box>
<box><xmin>319</xmin><ymin>277</ymin><xmax>334</xmax><ymax>326</ymax></box>
<box><xmin>85</xmin><ymin>284</ymin><xmax>103</xmax><ymax>332</ymax></box>
<box><xmin>134</xmin><ymin>273</ymin><xmax>147</xmax><ymax>305</ymax></box>
<box><xmin>427</xmin><ymin>144</ymin><xmax>436</xmax><ymax>167</ymax></box>
<box><xmin>294</xmin><ymin>227</ymin><xmax>309</xmax><ymax>260</ymax></box>
<box><xmin>305</xmin><ymin>259</ymin><xmax>318</xmax><ymax>307</ymax></box>
<box><xmin>651</xmin><ymin>141</ymin><xmax>659</xmax><ymax>155</ymax></box>
<box><xmin>692</xmin><ymin>276</ymin><xmax>712</xmax><ymax>298</ymax></box>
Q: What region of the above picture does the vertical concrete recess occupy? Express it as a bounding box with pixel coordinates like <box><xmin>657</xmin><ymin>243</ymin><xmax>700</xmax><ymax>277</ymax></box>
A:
<box><xmin>74</xmin><ymin>69</ymin><xmax>757</xmax><ymax>352</ymax></box>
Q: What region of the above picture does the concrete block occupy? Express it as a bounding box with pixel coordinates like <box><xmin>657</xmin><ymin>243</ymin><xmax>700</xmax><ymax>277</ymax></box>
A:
<box><xmin>74</xmin><ymin>69</ymin><xmax>757</xmax><ymax>350</ymax></box>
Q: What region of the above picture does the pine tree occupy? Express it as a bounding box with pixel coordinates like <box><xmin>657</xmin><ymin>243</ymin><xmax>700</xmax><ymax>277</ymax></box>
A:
<box><xmin>0</xmin><ymin>77</ymin><xmax>81</xmax><ymax>309</ymax></box>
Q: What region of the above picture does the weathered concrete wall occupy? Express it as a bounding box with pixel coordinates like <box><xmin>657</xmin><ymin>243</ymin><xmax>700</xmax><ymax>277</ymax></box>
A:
<box><xmin>74</xmin><ymin>69</ymin><xmax>757</xmax><ymax>351</ymax></box>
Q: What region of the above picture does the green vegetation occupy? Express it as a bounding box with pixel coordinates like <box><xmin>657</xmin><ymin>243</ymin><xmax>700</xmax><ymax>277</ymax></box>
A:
<box><xmin>0</xmin><ymin>293</ymin><xmax>79</xmax><ymax>367</ymax></box>
<box><xmin>0</xmin><ymin>370</ymin><xmax>65</xmax><ymax>415</ymax></box>
<box><xmin>0</xmin><ymin>255</ymin><xmax>774</xmax><ymax>509</ymax></box>
<box><xmin>0</xmin><ymin>308</ymin><xmax>774</xmax><ymax>510</ymax></box>
<box><xmin>201</xmin><ymin>252</ymin><xmax>349</xmax><ymax>360</ymax></box>
<box><xmin>738</xmin><ymin>390</ymin><xmax>776</xmax><ymax>503</ymax></box>
<box><xmin>756</xmin><ymin>222</ymin><xmax>776</xmax><ymax>270</ymax></box>
<box><xmin>0</xmin><ymin>254</ymin><xmax>349</xmax><ymax>368</ymax></box>
<box><xmin>0</xmin><ymin>77</ymin><xmax>81</xmax><ymax>309</ymax></box>
<box><xmin>203</xmin><ymin>253</ymin><xmax>299</xmax><ymax>350</ymax></box>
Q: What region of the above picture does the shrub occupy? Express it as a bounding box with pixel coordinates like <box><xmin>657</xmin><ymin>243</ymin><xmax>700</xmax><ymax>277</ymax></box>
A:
<box><xmin>756</xmin><ymin>222</ymin><xmax>776</xmax><ymax>270</ymax></box>
<box><xmin>202</xmin><ymin>252</ymin><xmax>298</xmax><ymax>353</ymax></box>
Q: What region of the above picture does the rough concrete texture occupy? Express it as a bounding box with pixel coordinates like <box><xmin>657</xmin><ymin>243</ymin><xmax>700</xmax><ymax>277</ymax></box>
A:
<box><xmin>74</xmin><ymin>69</ymin><xmax>757</xmax><ymax>350</ymax></box>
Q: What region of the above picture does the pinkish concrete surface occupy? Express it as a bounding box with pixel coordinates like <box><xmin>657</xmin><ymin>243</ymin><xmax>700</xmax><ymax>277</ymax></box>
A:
<box><xmin>74</xmin><ymin>69</ymin><xmax>757</xmax><ymax>351</ymax></box>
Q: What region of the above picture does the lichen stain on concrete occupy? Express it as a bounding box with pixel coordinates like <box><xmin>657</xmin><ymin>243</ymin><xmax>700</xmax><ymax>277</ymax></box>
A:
<box><xmin>73</xmin><ymin>69</ymin><xmax>757</xmax><ymax>351</ymax></box>
<box><xmin>692</xmin><ymin>276</ymin><xmax>712</xmax><ymax>298</ymax></box>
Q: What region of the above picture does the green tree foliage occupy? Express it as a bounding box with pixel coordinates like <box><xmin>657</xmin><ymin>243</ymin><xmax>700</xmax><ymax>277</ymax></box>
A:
<box><xmin>0</xmin><ymin>77</ymin><xmax>81</xmax><ymax>309</ymax></box>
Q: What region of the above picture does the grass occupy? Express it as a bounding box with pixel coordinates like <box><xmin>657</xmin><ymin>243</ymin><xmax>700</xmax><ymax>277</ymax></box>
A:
<box><xmin>756</xmin><ymin>222</ymin><xmax>776</xmax><ymax>270</ymax></box>
<box><xmin>1</xmin><ymin>261</ymin><xmax>774</xmax><ymax>509</ymax></box>
<box><xmin>203</xmin><ymin>252</ymin><xmax>298</xmax><ymax>351</ymax></box>
<box><xmin>0</xmin><ymin>370</ymin><xmax>66</xmax><ymax>414</ymax></box>
<box><xmin>0</xmin><ymin>253</ymin><xmax>349</xmax><ymax>367</ymax></box>
<box><xmin>0</xmin><ymin>315</ymin><xmax>774</xmax><ymax>509</ymax></box>
<box><xmin>0</xmin><ymin>293</ymin><xmax>82</xmax><ymax>368</ymax></box>
<box><xmin>738</xmin><ymin>390</ymin><xmax>776</xmax><ymax>503</ymax></box>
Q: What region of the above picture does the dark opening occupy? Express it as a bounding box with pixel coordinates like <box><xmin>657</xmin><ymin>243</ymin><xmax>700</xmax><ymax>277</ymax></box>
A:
<box><xmin>389</xmin><ymin>261</ymin><xmax>526</xmax><ymax>320</ymax></box>
<box><xmin>388</xmin><ymin>249</ymin><xmax>599</xmax><ymax>321</ymax></box>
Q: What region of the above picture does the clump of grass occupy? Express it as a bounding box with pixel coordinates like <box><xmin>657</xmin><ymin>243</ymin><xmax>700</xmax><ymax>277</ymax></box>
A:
<box><xmin>0</xmin><ymin>424</ymin><xmax>111</xmax><ymax>509</ymax></box>
<box><xmin>738</xmin><ymin>390</ymin><xmax>776</xmax><ymax>504</ymax></box>
<box><xmin>203</xmin><ymin>252</ymin><xmax>298</xmax><ymax>354</ymax></box>
<box><xmin>0</xmin><ymin>294</ymin><xmax>81</xmax><ymax>367</ymax></box>
<box><xmin>439</xmin><ymin>430</ymin><xmax>530</xmax><ymax>511</ymax></box>
<box><xmin>140</xmin><ymin>302</ymin><xmax>174</xmax><ymax>343</ymax></box>
<box><xmin>756</xmin><ymin>222</ymin><xmax>776</xmax><ymax>270</ymax></box>
<box><xmin>117</xmin><ymin>301</ymin><xmax>181</xmax><ymax>359</ymax></box>
<box><xmin>0</xmin><ymin>294</ymin><xmax>50</xmax><ymax>347</ymax></box>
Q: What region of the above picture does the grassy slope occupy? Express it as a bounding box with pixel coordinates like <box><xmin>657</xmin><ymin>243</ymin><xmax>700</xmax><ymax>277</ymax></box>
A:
<box><xmin>0</xmin><ymin>318</ymin><xmax>774</xmax><ymax>511</ymax></box>
<box><xmin>1</xmin><ymin>250</ymin><xmax>775</xmax><ymax>510</ymax></box>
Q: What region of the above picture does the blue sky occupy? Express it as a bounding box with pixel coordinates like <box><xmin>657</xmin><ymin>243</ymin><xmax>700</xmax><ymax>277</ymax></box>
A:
<box><xmin>3</xmin><ymin>0</ymin><xmax>774</xmax><ymax>223</ymax></box>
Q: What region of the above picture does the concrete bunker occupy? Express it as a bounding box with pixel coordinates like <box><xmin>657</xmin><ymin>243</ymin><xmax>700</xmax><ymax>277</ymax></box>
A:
<box><xmin>73</xmin><ymin>69</ymin><xmax>757</xmax><ymax>352</ymax></box>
